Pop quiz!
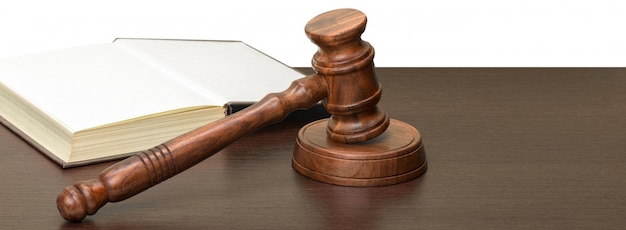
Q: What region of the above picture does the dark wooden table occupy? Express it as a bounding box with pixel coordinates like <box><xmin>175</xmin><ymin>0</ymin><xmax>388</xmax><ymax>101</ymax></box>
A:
<box><xmin>2</xmin><ymin>68</ymin><xmax>625</xmax><ymax>229</ymax></box>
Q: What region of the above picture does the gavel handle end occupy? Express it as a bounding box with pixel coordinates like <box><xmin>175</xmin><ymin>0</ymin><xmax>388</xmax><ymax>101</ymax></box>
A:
<box><xmin>57</xmin><ymin>179</ymin><xmax>108</xmax><ymax>222</ymax></box>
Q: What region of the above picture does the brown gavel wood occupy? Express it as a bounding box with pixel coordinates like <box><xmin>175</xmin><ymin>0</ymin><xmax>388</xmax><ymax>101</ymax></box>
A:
<box><xmin>57</xmin><ymin>8</ymin><xmax>427</xmax><ymax>222</ymax></box>
<box><xmin>57</xmin><ymin>74</ymin><xmax>328</xmax><ymax>221</ymax></box>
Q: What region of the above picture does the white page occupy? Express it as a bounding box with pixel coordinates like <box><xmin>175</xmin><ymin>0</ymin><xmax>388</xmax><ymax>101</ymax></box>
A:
<box><xmin>113</xmin><ymin>39</ymin><xmax>304</xmax><ymax>105</ymax></box>
<box><xmin>0</xmin><ymin>43</ymin><xmax>214</xmax><ymax>132</ymax></box>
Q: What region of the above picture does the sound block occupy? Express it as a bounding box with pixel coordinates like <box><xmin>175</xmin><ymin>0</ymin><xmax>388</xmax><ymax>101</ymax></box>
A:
<box><xmin>292</xmin><ymin>119</ymin><xmax>427</xmax><ymax>186</ymax></box>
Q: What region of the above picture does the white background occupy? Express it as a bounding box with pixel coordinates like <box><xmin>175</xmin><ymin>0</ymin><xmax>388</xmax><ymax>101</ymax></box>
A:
<box><xmin>1</xmin><ymin>0</ymin><xmax>624</xmax><ymax>67</ymax></box>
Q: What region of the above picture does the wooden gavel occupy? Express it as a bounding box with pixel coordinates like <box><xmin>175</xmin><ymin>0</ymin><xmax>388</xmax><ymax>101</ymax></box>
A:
<box><xmin>57</xmin><ymin>8</ymin><xmax>427</xmax><ymax>222</ymax></box>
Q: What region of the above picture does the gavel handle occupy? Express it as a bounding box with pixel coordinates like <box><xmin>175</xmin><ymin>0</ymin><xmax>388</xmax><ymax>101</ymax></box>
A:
<box><xmin>57</xmin><ymin>74</ymin><xmax>328</xmax><ymax>221</ymax></box>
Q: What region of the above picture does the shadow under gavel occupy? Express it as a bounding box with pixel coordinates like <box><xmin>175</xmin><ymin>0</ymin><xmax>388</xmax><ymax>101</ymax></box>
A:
<box><xmin>57</xmin><ymin>8</ymin><xmax>427</xmax><ymax>222</ymax></box>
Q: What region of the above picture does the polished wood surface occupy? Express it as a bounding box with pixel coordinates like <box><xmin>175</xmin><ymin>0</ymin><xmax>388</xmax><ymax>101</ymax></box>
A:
<box><xmin>1</xmin><ymin>68</ymin><xmax>625</xmax><ymax>229</ymax></box>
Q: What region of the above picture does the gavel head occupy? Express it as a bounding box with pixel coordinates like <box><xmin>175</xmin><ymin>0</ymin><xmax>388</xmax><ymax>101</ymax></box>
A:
<box><xmin>305</xmin><ymin>8</ymin><xmax>389</xmax><ymax>144</ymax></box>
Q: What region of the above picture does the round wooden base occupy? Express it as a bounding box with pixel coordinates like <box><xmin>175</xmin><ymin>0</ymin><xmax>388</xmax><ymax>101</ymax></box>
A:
<box><xmin>292</xmin><ymin>119</ymin><xmax>427</xmax><ymax>186</ymax></box>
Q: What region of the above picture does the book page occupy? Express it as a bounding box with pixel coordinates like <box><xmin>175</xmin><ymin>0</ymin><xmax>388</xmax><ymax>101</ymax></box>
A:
<box><xmin>0</xmin><ymin>44</ymin><xmax>216</xmax><ymax>132</ymax></box>
<box><xmin>113</xmin><ymin>39</ymin><xmax>304</xmax><ymax>105</ymax></box>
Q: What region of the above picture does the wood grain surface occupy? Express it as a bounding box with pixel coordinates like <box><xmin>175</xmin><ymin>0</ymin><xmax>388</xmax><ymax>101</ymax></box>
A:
<box><xmin>1</xmin><ymin>68</ymin><xmax>625</xmax><ymax>229</ymax></box>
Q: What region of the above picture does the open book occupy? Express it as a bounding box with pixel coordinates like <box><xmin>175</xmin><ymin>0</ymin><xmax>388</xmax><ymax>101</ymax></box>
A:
<box><xmin>0</xmin><ymin>38</ymin><xmax>305</xmax><ymax>168</ymax></box>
